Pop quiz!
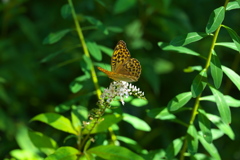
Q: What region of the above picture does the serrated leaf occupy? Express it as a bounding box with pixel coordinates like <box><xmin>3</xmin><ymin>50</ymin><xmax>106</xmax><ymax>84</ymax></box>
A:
<box><xmin>222</xmin><ymin>65</ymin><xmax>240</xmax><ymax>91</ymax></box>
<box><xmin>209</xmin><ymin>86</ymin><xmax>231</xmax><ymax>124</ymax></box>
<box><xmin>165</xmin><ymin>138</ymin><xmax>183</xmax><ymax>159</ymax></box>
<box><xmin>206</xmin><ymin>6</ymin><xmax>225</xmax><ymax>34</ymax></box>
<box><xmin>28</xmin><ymin>131</ymin><xmax>57</xmax><ymax>155</ymax></box>
<box><xmin>170</xmin><ymin>32</ymin><xmax>208</xmax><ymax>46</ymax></box>
<box><xmin>198</xmin><ymin>109</ymin><xmax>212</xmax><ymax>143</ymax></box>
<box><xmin>167</xmin><ymin>92</ymin><xmax>192</xmax><ymax>111</ymax></box>
<box><xmin>123</xmin><ymin>113</ymin><xmax>151</xmax><ymax>131</ymax></box>
<box><xmin>215</xmin><ymin>42</ymin><xmax>239</xmax><ymax>52</ymax></box>
<box><xmin>223</xmin><ymin>25</ymin><xmax>240</xmax><ymax>52</ymax></box>
<box><xmin>210</xmin><ymin>50</ymin><xmax>223</xmax><ymax>89</ymax></box>
<box><xmin>87</xmin><ymin>145</ymin><xmax>144</xmax><ymax>160</ymax></box>
<box><xmin>43</xmin><ymin>29</ymin><xmax>71</xmax><ymax>44</ymax></box>
<box><xmin>147</xmin><ymin>108</ymin><xmax>176</xmax><ymax>120</ymax></box>
<box><xmin>30</xmin><ymin>113</ymin><xmax>77</xmax><ymax>135</ymax></box>
<box><xmin>45</xmin><ymin>146</ymin><xmax>79</xmax><ymax>160</ymax></box>
<box><xmin>226</xmin><ymin>1</ymin><xmax>240</xmax><ymax>11</ymax></box>
<box><xmin>191</xmin><ymin>69</ymin><xmax>207</xmax><ymax>98</ymax></box>
<box><xmin>206</xmin><ymin>113</ymin><xmax>234</xmax><ymax>140</ymax></box>
<box><xmin>198</xmin><ymin>134</ymin><xmax>221</xmax><ymax>160</ymax></box>
<box><xmin>86</xmin><ymin>41</ymin><xmax>102</xmax><ymax>61</ymax></box>
<box><xmin>187</xmin><ymin>125</ymin><xmax>198</xmax><ymax>155</ymax></box>
<box><xmin>200</xmin><ymin>95</ymin><xmax>240</xmax><ymax>108</ymax></box>
<box><xmin>158</xmin><ymin>42</ymin><xmax>201</xmax><ymax>57</ymax></box>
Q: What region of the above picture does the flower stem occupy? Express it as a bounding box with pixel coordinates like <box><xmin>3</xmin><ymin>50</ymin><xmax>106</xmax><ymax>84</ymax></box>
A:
<box><xmin>68</xmin><ymin>0</ymin><xmax>101</xmax><ymax>99</ymax></box>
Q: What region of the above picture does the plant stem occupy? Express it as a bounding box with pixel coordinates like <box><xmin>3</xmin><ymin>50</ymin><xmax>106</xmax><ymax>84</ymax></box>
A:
<box><xmin>68</xmin><ymin>0</ymin><xmax>101</xmax><ymax>99</ymax></box>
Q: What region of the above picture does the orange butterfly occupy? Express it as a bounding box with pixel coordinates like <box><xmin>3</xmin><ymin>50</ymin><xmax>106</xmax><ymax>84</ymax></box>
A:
<box><xmin>97</xmin><ymin>40</ymin><xmax>141</xmax><ymax>82</ymax></box>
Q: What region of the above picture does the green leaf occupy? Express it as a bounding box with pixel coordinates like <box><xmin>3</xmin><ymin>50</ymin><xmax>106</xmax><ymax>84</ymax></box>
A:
<box><xmin>69</xmin><ymin>75</ymin><xmax>90</xmax><ymax>93</ymax></box>
<box><xmin>82</xmin><ymin>114</ymin><xmax>122</xmax><ymax>134</ymax></box>
<box><xmin>223</xmin><ymin>25</ymin><xmax>240</xmax><ymax>52</ymax></box>
<box><xmin>184</xmin><ymin>65</ymin><xmax>203</xmax><ymax>73</ymax></box>
<box><xmin>170</xmin><ymin>32</ymin><xmax>208</xmax><ymax>46</ymax></box>
<box><xmin>198</xmin><ymin>134</ymin><xmax>221</xmax><ymax>160</ymax></box>
<box><xmin>43</xmin><ymin>29</ymin><xmax>71</xmax><ymax>44</ymax></box>
<box><xmin>209</xmin><ymin>86</ymin><xmax>231</xmax><ymax>124</ymax></box>
<box><xmin>226</xmin><ymin>1</ymin><xmax>240</xmax><ymax>11</ymax></box>
<box><xmin>206</xmin><ymin>113</ymin><xmax>234</xmax><ymax>140</ymax></box>
<box><xmin>210</xmin><ymin>50</ymin><xmax>223</xmax><ymax>89</ymax></box>
<box><xmin>191</xmin><ymin>69</ymin><xmax>207</xmax><ymax>98</ymax></box>
<box><xmin>98</xmin><ymin>45</ymin><xmax>114</xmax><ymax>57</ymax></box>
<box><xmin>123</xmin><ymin>113</ymin><xmax>151</xmax><ymax>131</ymax></box>
<box><xmin>113</xmin><ymin>0</ymin><xmax>137</xmax><ymax>14</ymax></box>
<box><xmin>165</xmin><ymin>138</ymin><xmax>183</xmax><ymax>159</ymax></box>
<box><xmin>158</xmin><ymin>42</ymin><xmax>201</xmax><ymax>57</ymax></box>
<box><xmin>198</xmin><ymin>109</ymin><xmax>212</xmax><ymax>143</ymax></box>
<box><xmin>86</xmin><ymin>41</ymin><xmax>102</xmax><ymax>61</ymax></box>
<box><xmin>61</xmin><ymin>4</ymin><xmax>71</xmax><ymax>19</ymax></box>
<box><xmin>130</xmin><ymin>98</ymin><xmax>148</xmax><ymax>107</ymax></box>
<box><xmin>28</xmin><ymin>130</ymin><xmax>57</xmax><ymax>155</ymax></box>
<box><xmin>30</xmin><ymin>113</ymin><xmax>77</xmax><ymax>135</ymax></box>
<box><xmin>206</xmin><ymin>6</ymin><xmax>225</xmax><ymax>34</ymax></box>
<box><xmin>147</xmin><ymin>108</ymin><xmax>176</xmax><ymax>120</ymax></box>
<box><xmin>187</xmin><ymin>125</ymin><xmax>198</xmax><ymax>155</ymax></box>
<box><xmin>45</xmin><ymin>146</ymin><xmax>79</xmax><ymax>160</ymax></box>
<box><xmin>200</xmin><ymin>95</ymin><xmax>240</xmax><ymax>108</ymax></box>
<box><xmin>87</xmin><ymin>145</ymin><xmax>144</xmax><ymax>160</ymax></box>
<box><xmin>167</xmin><ymin>92</ymin><xmax>192</xmax><ymax>111</ymax></box>
<box><xmin>222</xmin><ymin>65</ymin><xmax>240</xmax><ymax>91</ymax></box>
<box><xmin>215</xmin><ymin>42</ymin><xmax>239</xmax><ymax>52</ymax></box>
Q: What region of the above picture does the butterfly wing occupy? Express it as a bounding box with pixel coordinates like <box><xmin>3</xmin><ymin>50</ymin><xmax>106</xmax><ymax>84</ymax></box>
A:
<box><xmin>111</xmin><ymin>40</ymin><xmax>131</xmax><ymax>72</ymax></box>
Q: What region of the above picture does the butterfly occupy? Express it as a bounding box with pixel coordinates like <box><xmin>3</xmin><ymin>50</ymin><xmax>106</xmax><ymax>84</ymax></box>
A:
<box><xmin>97</xmin><ymin>40</ymin><xmax>141</xmax><ymax>82</ymax></box>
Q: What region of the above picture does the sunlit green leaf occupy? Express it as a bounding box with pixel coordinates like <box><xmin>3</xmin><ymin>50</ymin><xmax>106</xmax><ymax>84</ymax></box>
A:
<box><xmin>69</xmin><ymin>75</ymin><xmax>90</xmax><ymax>93</ymax></box>
<box><xmin>30</xmin><ymin>113</ymin><xmax>78</xmax><ymax>135</ymax></box>
<box><xmin>223</xmin><ymin>25</ymin><xmax>240</xmax><ymax>52</ymax></box>
<box><xmin>198</xmin><ymin>134</ymin><xmax>221</xmax><ymax>160</ymax></box>
<box><xmin>83</xmin><ymin>114</ymin><xmax>122</xmax><ymax>134</ymax></box>
<box><xmin>170</xmin><ymin>32</ymin><xmax>208</xmax><ymax>46</ymax></box>
<box><xmin>167</xmin><ymin>92</ymin><xmax>192</xmax><ymax>111</ymax></box>
<box><xmin>198</xmin><ymin>109</ymin><xmax>212</xmax><ymax>143</ymax></box>
<box><xmin>123</xmin><ymin>113</ymin><xmax>151</xmax><ymax>131</ymax></box>
<box><xmin>209</xmin><ymin>86</ymin><xmax>231</xmax><ymax>124</ymax></box>
<box><xmin>222</xmin><ymin>65</ymin><xmax>240</xmax><ymax>91</ymax></box>
<box><xmin>165</xmin><ymin>138</ymin><xmax>183</xmax><ymax>159</ymax></box>
<box><xmin>147</xmin><ymin>108</ymin><xmax>176</xmax><ymax>120</ymax></box>
<box><xmin>206</xmin><ymin>113</ymin><xmax>234</xmax><ymax>140</ymax></box>
<box><xmin>158</xmin><ymin>42</ymin><xmax>201</xmax><ymax>57</ymax></box>
<box><xmin>206</xmin><ymin>6</ymin><xmax>225</xmax><ymax>34</ymax></box>
<box><xmin>87</xmin><ymin>145</ymin><xmax>144</xmax><ymax>160</ymax></box>
<box><xmin>215</xmin><ymin>42</ymin><xmax>239</xmax><ymax>52</ymax></box>
<box><xmin>131</xmin><ymin>98</ymin><xmax>148</xmax><ymax>107</ymax></box>
<box><xmin>45</xmin><ymin>146</ymin><xmax>79</xmax><ymax>160</ymax></box>
<box><xmin>210</xmin><ymin>50</ymin><xmax>222</xmax><ymax>89</ymax></box>
<box><xmin>226</xmin><ymin>1</ymin><xmax>240</xmax><ymax>11</ymax></box>
<box><xmin>200</xmin><ymin>95</ymin><xmax>240</xmax><ymax>108</ymax></box>
<box><xmin>191</xmin><ymin>69</ymin><xmax>207</xmax><ymax>98</ymax></box>
<box><xmin>187</xmin><ymin>125</ymin><xmax>198</xmax><ymax>154</ymax></box>
<box><xmin>28</xmin><ymin>130</ymin><xmax>57</xmax><ymax>155</ymax></box>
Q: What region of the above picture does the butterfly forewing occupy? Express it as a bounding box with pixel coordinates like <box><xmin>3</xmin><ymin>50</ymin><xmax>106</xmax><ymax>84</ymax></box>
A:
<box><xmin>111</xmin><ymin>40</ymin><xmax>131</xmax><ymax>72</ymax></box>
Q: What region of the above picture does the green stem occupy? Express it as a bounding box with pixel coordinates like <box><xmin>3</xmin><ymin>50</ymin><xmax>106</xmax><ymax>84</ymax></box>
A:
<box><xmin>179</xmin><ymin>1</ymin><xmax>229</xmax><ymax>158</ymax></box>
<box><xmin>68</xmin><ymin>0</ymin><xmax>101</xmax><ymax>99</ymax></box>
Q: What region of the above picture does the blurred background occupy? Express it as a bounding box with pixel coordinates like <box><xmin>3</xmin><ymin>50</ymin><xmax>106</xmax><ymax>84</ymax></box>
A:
<box><xmin>1</xmin><ymin>0</ymin><xmax>240</xmax><ymax>159</ymax></box>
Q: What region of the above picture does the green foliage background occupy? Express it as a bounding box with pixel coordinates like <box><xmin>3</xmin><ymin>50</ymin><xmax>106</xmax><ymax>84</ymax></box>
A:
<box><xmin>1</xmin><ymin>0</ymin><xmax>240</xmax><ymax>159</ymax></box>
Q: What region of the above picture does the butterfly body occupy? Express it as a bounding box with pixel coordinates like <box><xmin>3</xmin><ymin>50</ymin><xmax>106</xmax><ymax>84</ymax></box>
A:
<box><xmin>97</xmin><ymin>40</ymin><xmax>141</xmax><ymax>82</ymax></box>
